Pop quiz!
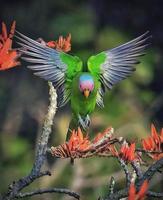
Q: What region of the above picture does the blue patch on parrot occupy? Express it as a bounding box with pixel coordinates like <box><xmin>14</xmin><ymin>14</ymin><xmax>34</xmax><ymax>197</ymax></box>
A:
<box><xmin>79</xmin><ymin>74</ymin><xmax>94</xmax><ymax>83</ymax></box>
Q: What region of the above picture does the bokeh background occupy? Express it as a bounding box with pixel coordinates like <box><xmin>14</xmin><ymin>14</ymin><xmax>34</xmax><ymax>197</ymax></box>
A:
<box><xmin>0</xmin><ymin>0</ymin><xmax>163</xmax><ymax>199</ymax></box>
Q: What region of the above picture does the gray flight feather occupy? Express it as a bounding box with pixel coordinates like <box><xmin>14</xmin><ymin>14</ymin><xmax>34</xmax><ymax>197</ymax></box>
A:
<box><xmin>15</xmin><ymin>31</ymin><xmax>71</xmax><ymax>107</ymax></box>
<box><xmin>101</xmin><ymin>31</ymin><xmax>151</xmax><ymax>89</ymax></box>
<box><xmin>88</xmin><ymin>31</ymin><xmax>151</xmax><ymax>107</ymax></box>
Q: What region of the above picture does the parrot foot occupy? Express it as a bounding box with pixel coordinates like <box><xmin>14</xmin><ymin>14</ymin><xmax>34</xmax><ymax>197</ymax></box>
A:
<box><xmin>78</xmin><ymin>114</ymin><xmax>90</xmax><ymax>130</ymax></box>
<box><xmin>78</xmin><ymin>115</ymin><xmax>86</xmax><ymax>130</ymax></box>
<box><xmin>85</xmin><ymin>114</ymin><xmax>91</xmax><ymax>127</ymax></box>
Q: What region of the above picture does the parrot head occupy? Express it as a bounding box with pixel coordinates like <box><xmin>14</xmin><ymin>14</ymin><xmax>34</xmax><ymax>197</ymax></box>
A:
<box><xmin>79</xmin><ymin>74</ymin><xmax>94</xmax><ymax>98</ymax></box>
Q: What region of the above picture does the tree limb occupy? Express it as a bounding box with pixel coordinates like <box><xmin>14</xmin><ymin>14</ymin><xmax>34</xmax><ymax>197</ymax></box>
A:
<box><xmin>103</xmin><ymin>158</ymin><xmax>163</xmax><ymax>200</ymax></box>
<box><xmin>2</xmin><ymin>82</ymin><xmax>79</xmax><ymax>200</ymax></box>
<box><xmin>117</xmin><ymin>158</ymin><xmax>131</xmax><ymax>187</ymax></box>
<box><xmin>136</xmin><ymin>158</ymin><xmax>163</xmax><ymax>187</ymax></box>
<box><xmin>16</xmin><ymin>188</ymin><xmax>80</xmax><ymax>199</ymax></box>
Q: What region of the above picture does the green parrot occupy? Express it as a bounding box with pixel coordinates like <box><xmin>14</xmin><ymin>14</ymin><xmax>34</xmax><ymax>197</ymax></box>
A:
<box><xmin>16</xmin><ymin>31</ymin><xmax>150</xmax><ymax>139</ymax></box>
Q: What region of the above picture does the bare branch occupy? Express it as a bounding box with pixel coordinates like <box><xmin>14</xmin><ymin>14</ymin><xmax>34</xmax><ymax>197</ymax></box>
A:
<box><xmin>103</xmin><ymin>158</ymin><xmax>163</xmax><ymax>200</ymax></box>
<box><xmin>137</xmin><ymin>158</ymin><xmax>163</xmax><ymax>187</ymax></box>
<box><xmin>147</xmin><ymin>191</ymin><xmax>163</xmax><ymax>198</ymax></box>
<box><xmin>107</xmin><ymin>176</ymin><xmax>115</xmax><ymax>197</ymax></box>
<box><xmin>117</xmin><ymin>158</ymin><xmax>131</xmax><ymax>187</ymax></box>
<box><xmin>131</xmin><ymin>161</ymin><xmax>143</xmax><ymax>179</ymax></box>
<box><xmin>2</xmin><ymin>82</ymin><xmax>78</xmax><ymax>200</ymax></box>
<box><xmin>136</xmin><ymin>148</ymin><xmax>163</xmax><ymax>154</ymax></box>
<box><xmin>31</xmin><ymin>82</ymin><xmax>57</xmax><ymax>176</ymax></box>
<box><xmin>16</xmin><ymin>188</ymin><xmax>80</xmax><ymax>200</ymax></box>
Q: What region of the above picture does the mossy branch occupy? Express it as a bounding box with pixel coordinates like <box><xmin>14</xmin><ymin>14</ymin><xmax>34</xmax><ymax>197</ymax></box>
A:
<box><xmin>2</xmin><ymin>82</ymin><xmax>79</xmax><ymax>200</ymax></box>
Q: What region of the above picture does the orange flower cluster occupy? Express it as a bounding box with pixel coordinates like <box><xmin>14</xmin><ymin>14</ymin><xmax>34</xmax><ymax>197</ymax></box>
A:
<box><xmin>128</xmin><ymin>180</ymin><xmax>148</xmax><ymax>200</ymax></box>
<box><xmin>46</xmin><ymin>33</ymin><xmax>71</xmax><ymax>52</ymax></box>
<box><xmin>119</xmin><ymin>143</ymin><xmax>136</xmax><ymax>162</ymax></box>
<box><xmin>51</xmin><ymin>124</ymin><xmax>163</xmax><ymax>162</ymax></box>
<box><xmin>142</xmin><ymin>124</ymin><xmax>163</xmax><ymax>160</ymax></box>
<box><xmin>51</xmin><ymin>127</ymin><xmax>139</xmax><ymax>163</ymax></box>
<box><xmin>0</xmin><ymin>21</ymin><xmax>20</xmax><ymax>70</ymax></box>
<box><xmin>68</xmin><ymin>127</ymin><xmax>91</xmax><ymax>152</ymax></box>
<box><xmin>51</xmin><ymin>127</ymin><xmax>117</xmax><ymax>160</ymax></box>
<box><xmin>51</xmin><ymin>126</ymin><xmax>139</xmax><ymax>164</ymax></box>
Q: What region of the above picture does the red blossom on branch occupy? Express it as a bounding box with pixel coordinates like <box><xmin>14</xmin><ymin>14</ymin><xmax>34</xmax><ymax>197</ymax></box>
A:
<box><xmin>46</xmin><ymin>33</ymin><xmax>71</xmax><ymax>52</ymax></box>
<box><xmin>142</xmin><ymin>124</ymin><xmax>163</xmax><ymax>160</ymax></box>
<box><xmin>51</xmin><ymin>127</ymin><xmax>118</xmax><ymax>160</ymax></box>
<box><xmin>67</xmin><ymin>127</ymin><xmax>91</xmax><ymax>152</ymax></box>
<box><xmin>51</xmin><ymin>124</ymin><xmax>163</xmax><ymax>163</ymax></box>
<box><xmin>119</xmin><ymin>142</ymin><xmax>136</xmax><ymax>162</ymax></box>
<box><xmin>0</xmin><ymin>21</ymin><xmax>20</xmax><ymax>70</ymax></box>
<box><xmin>128</xmin><ymin>180</ymin><xmax>148</xmax><ymax>200</ymax></box>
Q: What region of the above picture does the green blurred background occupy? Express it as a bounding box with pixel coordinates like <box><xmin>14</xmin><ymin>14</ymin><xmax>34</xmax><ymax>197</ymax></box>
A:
<box><xmin>0</xmin><ymin>0</ymin><xmax>163</xmax><ymax>199</ymax></box>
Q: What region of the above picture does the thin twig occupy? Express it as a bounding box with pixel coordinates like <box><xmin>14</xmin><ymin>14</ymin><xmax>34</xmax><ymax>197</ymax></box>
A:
<box><xmin>131</xmin><ymin>161</ymin><xmax>143</xmax><ymax>180</ymax></box>
<box><xmin>16</xmin><ymin>188</ymin><xmax>80</xmax><ymax>200</ymax></box>
<box><xmin>107</xmin><ymin>176</ymin><xmax>115</xmax><ymax>197</ymax></box>
<box><xmin>147</xmin><ymin>191</ymin><xmax>163</xmax><ymax>198</ymax></box>
<box><xmin>136</xmin><ymin>148</ymin><xmax>163</xmax><ymax>154</ymax></box>
<box><xmin>105</xmin><ymin>188</ymin><xmax>128</xmax><ymax>200</ymax></box>
<box><xmin>117</xmin><ymin>158</ymin><xmax>131</xmax><ymax>187</ymax></box>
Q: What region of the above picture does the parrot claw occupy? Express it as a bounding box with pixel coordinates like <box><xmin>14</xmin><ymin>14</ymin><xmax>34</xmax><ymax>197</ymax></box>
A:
<box><xmin>78</xmin><ymin>114</ymin><xmax>90</xmax><ymax>130</ymax></box>
<box><xmin>85</xmin><ymin>114</ymin><xmax>91</xmax><ymax>127</ymax></box>
<box><xmin>78</xmin><ymin>115</ymin><xmax>86</xmax><ymax>130</ymax></box>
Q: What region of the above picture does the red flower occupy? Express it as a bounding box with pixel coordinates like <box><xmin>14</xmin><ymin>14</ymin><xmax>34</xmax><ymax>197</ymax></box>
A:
<box><xmin>51</xmin><ymin>126</ymin><xmax>117</xmax><ymax>159</ymax></box>
<box><xmin>46</xmin><ymin>33</ymin><xmax>71</xmax><ymax>52</ymax></box>
<box><xmin>67</xmin><ymin>127</ymin><xmax>91</xmax><ymax>152</ymax></box>
<box><xmin>0</xmin><ymin>21</ymin><xmax>20</xmax><ymax>70</ymax></box>
<box><xmin>119</xmin><ymin>143</ymin><xmax>136</xmax><ymax>162</ymax></box>
<box><xmin>128</xmin><ymin>180</ymin><xmax>148</xmax><ymax>200</ymax></box>
<box><xmin>142</xmin><ymin>124</ymin><xmax>163</xmax><ymax>160</ymax></box>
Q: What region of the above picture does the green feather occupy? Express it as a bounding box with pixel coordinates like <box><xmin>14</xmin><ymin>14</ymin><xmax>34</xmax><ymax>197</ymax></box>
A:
<box><xmin>60</xmin><ymin>53</ymin><xmax>83</xmax><ymax>82</ymax></box>
<box><xmin>87</xmin><ymin>52</ymin><xmax>106</xmax><ymax>78</ymax></box>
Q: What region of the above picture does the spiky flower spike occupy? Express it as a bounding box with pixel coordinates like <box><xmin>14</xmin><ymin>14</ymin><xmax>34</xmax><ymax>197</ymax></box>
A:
<box><xmin>0</xmin><ymin>21</ymin><xmax>20</xmax><ymax>70</ymax></box>
<box><xmin>128</xmin><ymin>180</ymin><xmax>148</xmax><ymax>200</ymax></box>
<box><xmin>51</xmin><ymin>127</ymin><xmax>118</xmax><ymax>161</ymax></box>
<box><xmin>142</xmin><ymin>124</ymin><xmax>163</xmax><ymax>160</ymax></box>
<box><xmin>46</xmin><ymin>33</ymin><xmax>71</xmax><ymax>52</ymax></box>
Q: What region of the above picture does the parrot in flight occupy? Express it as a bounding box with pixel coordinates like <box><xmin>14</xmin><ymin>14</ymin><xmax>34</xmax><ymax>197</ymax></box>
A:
<box><xmin>16</xmin><ymin>31</ymin><xmax>150</xmax><ymax>139</ymax></box>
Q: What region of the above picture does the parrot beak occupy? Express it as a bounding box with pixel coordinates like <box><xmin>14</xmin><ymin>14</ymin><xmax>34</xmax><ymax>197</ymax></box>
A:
<box><xmin>84</xmin><ymin>89</ymin><xmax>90</xmax><ymax>98</ymax></box>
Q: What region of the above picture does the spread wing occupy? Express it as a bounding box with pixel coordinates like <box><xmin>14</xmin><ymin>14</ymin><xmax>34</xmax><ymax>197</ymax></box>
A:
<box><xmin>87</xmin><ymin>31</ymin><xmax>151</xmax><ymax>107</ymax></box>
<box><xmin>16</xmin><ymin>31</ymin><xmax>83</xmax><ymax>107</ymax></box>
